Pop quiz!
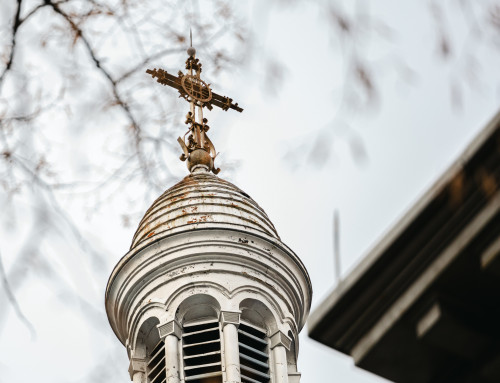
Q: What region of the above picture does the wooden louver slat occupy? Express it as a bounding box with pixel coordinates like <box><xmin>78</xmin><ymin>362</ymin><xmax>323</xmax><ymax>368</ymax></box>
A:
<box><xmin>185</xmin><ymin>371</ymin><xmax>223</xmax><ymax>382</ymax></box>
<box><xmin>238</xmin><ymin>329</ymin><xmax>268</xmax><ymax>345</ymax></box>
<box><xmin>238</xmin><ymin>342</ymin><xmax>268</xmax><ymax>358</ymax></box>
<box><xmin>241</xmin><ymin>374</ymin><xmax>264</xmax><ymax>383</ymax></box>
<box><xmin>240</xmin><ymin>353</ymin><xmax>269</xmax><ymax>369</ymax></box>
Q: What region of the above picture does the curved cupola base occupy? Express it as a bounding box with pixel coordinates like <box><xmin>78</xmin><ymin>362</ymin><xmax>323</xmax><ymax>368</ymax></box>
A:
<box><xmin>106</xmin><ymin>168</ymin><xmax>311</xmax><ymax>383</ymax></box>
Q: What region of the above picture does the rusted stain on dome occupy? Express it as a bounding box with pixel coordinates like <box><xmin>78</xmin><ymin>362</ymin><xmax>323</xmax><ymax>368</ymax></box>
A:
<box><xmin>130</xmin><ymin>172</ymin><xmax>279</xmax><ymax>250</ymax></box>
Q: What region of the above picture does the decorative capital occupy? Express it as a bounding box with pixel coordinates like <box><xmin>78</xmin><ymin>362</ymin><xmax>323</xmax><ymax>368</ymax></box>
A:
<box><xmin>288</xmin><ymin>371</ymin><xmax>302</xmax><ymax>383</ymax></box>
<box><xmin>157</xmin><ymin>320</ymin><xmax>182</xmax><ymax>340</ymax></box>
<box><xmin>128</xmin><ymin>357</ymin><xmax>147</xmax><ymax>379</ymax></box>
<box><xmin>219</xmin><ymin>311</ymin><xmax>241</xmax><ymax>328</ymax></box>
<box><xmin>270</xmin><ymin>330</ymin><xmax>292</xmax><ymax>350</ymax></box>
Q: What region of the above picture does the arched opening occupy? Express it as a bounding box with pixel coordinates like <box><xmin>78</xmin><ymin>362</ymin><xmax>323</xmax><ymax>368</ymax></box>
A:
<box><xmin>239</xmin><ymin>299</ymin><xmax>277</xmax><ymax>383</ymax></box>
<box><xmin>177</xmin><ymin>294</ymin><xmax>222</xmax><ymax>383</ymax></box>
<box><xmin>136</xmin><ymin>317</ymin><xmax>161</xmax><ymax>358</ymax></box>
<box><xmin>136</xmin><ymin>317</ymin><xmax>166</xmax><ymax>383</ymax></box>
<box><xmin>239</xmin><ymin>298</ymin><xmax>277</xmax><ymax>334</ymax></box>
<box><xmin>176</xmin><ymin>294</ymin><xmax>220</xmax><ymax>324</ymax></box>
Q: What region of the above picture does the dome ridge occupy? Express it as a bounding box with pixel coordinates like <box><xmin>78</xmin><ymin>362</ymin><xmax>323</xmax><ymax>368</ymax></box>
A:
<box><xmin>130</xmin><ymin>172</ymin><xmax>279</xmax><ymax>250</ymax></box>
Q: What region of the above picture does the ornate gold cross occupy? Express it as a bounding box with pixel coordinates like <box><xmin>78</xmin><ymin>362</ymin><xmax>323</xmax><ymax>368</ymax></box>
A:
<box><xmin>146</xmin><ymin>46</ymin><xmax>243</xmax><ymax>174</ymax></box>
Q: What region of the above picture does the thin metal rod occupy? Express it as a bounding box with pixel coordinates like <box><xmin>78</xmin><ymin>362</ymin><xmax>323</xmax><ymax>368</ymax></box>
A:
<box><xmin>333</xmin><ymin>209</ymin><xmax>341</xmax><ymax>285</ymax></box>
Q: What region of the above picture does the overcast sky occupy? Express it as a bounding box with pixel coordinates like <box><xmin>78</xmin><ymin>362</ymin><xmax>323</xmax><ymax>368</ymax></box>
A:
<box><xmin>1</xmin><ymin>1</ymin><xmax>500</xmax><ymax>382</ymax></box>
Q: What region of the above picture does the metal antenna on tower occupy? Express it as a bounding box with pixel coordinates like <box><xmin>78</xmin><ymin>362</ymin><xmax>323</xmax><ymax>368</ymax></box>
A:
<box><xmin>333</xmin><ymin>209</ymin><xmax>341</xmax><ymax>286</ymax></box>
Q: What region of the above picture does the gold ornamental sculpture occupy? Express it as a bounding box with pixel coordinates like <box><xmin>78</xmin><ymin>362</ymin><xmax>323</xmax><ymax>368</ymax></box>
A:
<box><xmin>146</xmin><ymin>42</ymin><xmax>243</xmax><ymax>174</ymax></box>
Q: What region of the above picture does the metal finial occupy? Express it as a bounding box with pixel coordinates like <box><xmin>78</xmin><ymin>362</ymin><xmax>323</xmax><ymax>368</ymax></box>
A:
<box><xmin>146</xmin><ymin>46</ymin><xmax>243</xmax><ymax>174</ymax></box>
<box><xmin>187</xmin><ymin>29</ymin><xmax>196</xmax><ymax>57</ymax></box>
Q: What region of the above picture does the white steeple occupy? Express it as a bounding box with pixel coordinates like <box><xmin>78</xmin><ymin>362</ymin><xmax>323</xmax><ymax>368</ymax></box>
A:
<box><xmin>105</xmin><ymin>47</ymin><xmax>312</xmax><ymax>383</ymax></box>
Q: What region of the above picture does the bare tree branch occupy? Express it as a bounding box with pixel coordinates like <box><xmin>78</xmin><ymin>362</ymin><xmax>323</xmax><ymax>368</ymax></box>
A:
<box><xmin>42</xmin><ymin>0</ymin><xmax>164</xmax><ymax>191</ymax></box>
<box><xmin>0</xmin><ymin>249</ymin><xmax>36</xmax><ymax>339</ymax></box>
<box><xmin>0</xmin><ymin>0</ymin><xmax>23</xmax><ymax>87</ymax></box>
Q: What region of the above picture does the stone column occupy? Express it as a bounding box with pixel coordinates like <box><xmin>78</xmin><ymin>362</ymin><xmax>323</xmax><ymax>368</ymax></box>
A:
<box><xmin>271</xmin><ymin>331</ymin><xmax>292</xmax><ymax>383</ymax></box>
<box><xmin>158</xmin><ymin>320</ymin><xmax>182</xmax><ymax>383</ymax></box>
<box><xmin>132</xmin><ymin>371</ymin><xmax>144</xmax><ymax>383</ymax></box>
<box><xmin>220</xmin><ymin>311</ymin><xmax>241</xmax><ymax>383</ymax></box>
<box><xmin>128</xmin><ymin>357</ymin><xmax>147</xmax><ymax>383</ymax></box>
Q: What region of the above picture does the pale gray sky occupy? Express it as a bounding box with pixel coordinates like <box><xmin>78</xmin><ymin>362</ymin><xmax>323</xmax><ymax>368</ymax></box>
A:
<box><xmin>1</xmin><ymin>1</ymin><xmax>500</xmax><ymax>382</ymax></box>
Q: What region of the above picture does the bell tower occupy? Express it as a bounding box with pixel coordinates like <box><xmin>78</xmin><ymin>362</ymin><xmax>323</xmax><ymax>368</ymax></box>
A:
<box><xmin>105</xmin><ymin>45</ymin><xmax>312</xmax><ymax>383</ymax></box>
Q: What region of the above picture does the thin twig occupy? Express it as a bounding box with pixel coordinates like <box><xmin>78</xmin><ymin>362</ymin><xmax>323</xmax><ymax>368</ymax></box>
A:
<box><xmin>0</xmin><ymin>249</ymin><xmax>36</xmax><ymax>339</ymax></box>
<box><xmin>46</xmin><ymin>0</ymin><xmax>155</xmax><ymax>188</ymax></box>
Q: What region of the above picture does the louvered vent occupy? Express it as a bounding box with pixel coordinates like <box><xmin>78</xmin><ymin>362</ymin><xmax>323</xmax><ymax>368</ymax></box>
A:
<box><xmin>238</xmin><ymin>322</ymin><xmax>270</xmax><ymax>383</ymax></box>
<box><xmin>183</xmin><ymin>319</ymin><xmax>223</xmax><ymax>383</ymax></box>
<box><xmin>147</xmin><ymin>340</ymin><xmax>166</xmax><ymax>383</ymax></box>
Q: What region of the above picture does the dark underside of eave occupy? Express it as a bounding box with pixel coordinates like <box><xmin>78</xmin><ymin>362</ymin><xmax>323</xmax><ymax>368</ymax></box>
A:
<box><xmin>309</xmin><ymin>125</ymin><xmax>500</xmax><ymax>382</ymax></box>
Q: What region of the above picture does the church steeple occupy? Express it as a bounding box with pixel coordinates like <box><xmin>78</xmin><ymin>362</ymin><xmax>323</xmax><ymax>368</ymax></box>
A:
<box><xmin>146</xmin><ymin>44</ymin><xmax>242</xmax><ymax>175</ymax></box>
<box><xmin>105</xmin><ymin>43</ymin><xmax>312</xmax><ymax>383</ymax></box>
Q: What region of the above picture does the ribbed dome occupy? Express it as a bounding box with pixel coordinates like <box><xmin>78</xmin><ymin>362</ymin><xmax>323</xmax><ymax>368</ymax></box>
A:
<box><xmin>130</xmin><ymin>170</ymin><xmax>279</xmax><ymax>251</ymax></box>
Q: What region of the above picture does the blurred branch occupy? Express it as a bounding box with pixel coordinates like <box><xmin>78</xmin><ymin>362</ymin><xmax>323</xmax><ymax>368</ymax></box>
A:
<box><xmin>0</xmin><ymin>249</ymin><xmax>36</xmax><ymax>339</ymax></box>
<box><xmin>46</xmin><ymin>0</ymin><xmax>155</xmax><ymax>188</ymax></box>
<box><xmin>115</xmin><ymin>47</ymin><xmax>183</xmax><ymax>83</ymax></box>
<box><xmin>9</xmin><ymin>153</ymin><xmax>106</xmax><ymax>267</ymax></box>
<box><xmin>0</xmin><ymin>0</ymin><xmax>23</xmax><ymax>87</ymax></box>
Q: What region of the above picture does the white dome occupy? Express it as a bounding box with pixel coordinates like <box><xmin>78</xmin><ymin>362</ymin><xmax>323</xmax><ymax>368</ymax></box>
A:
<box><xmin>130</xmin><ymin>169</ymin><xmax>279</xmax><ymax>251</ymax></box>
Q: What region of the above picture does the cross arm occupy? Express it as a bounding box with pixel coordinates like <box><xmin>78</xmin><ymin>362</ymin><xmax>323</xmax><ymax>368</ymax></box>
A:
<box><xmin>146</xmin><ymin>68</ymin><xmax>182</xmax><ymax>92</ymax></box>
<box><xmin>210</xmin><ymin>92</ymin><xmax>243</xmax><ymax>113</ymax></box>
<box><xmin>146</xmin><ymin>67</ymin><xmax>243</xmax><ymax>113</ymax></box>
